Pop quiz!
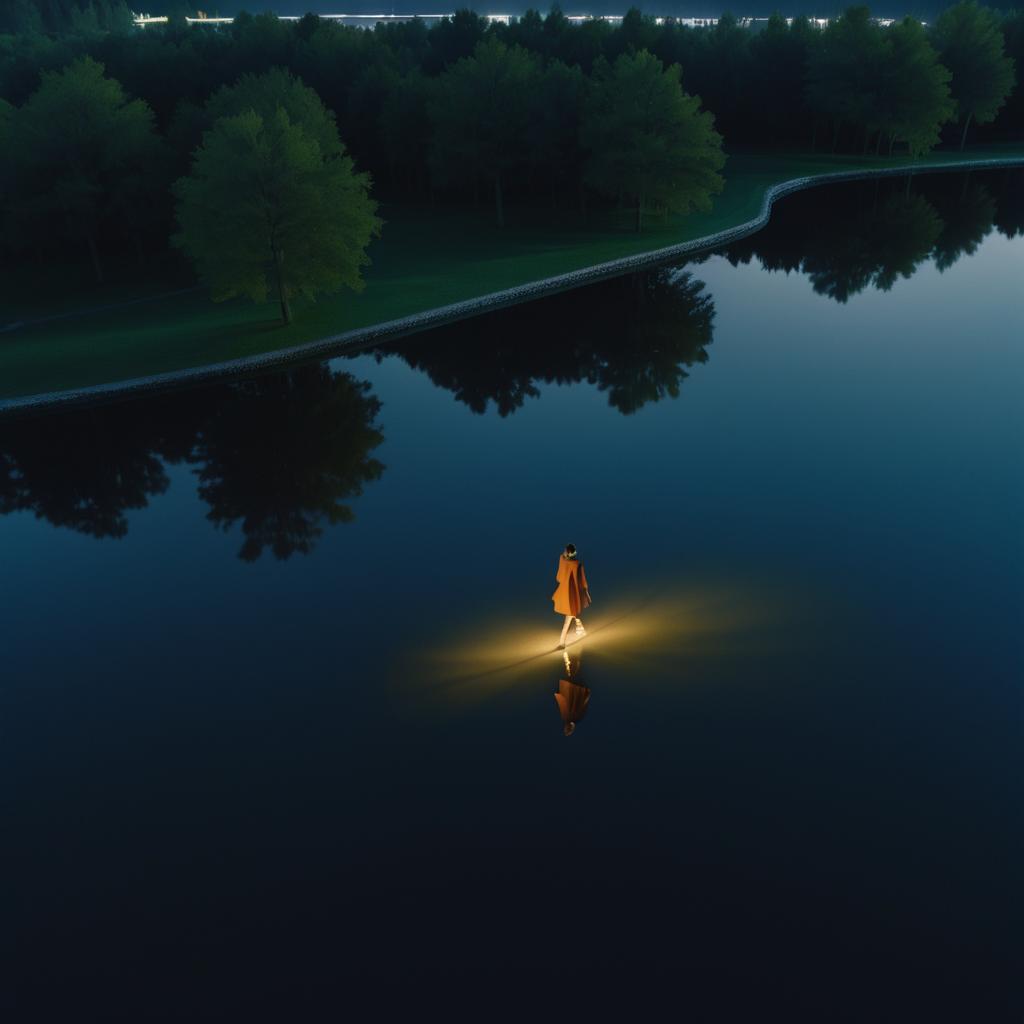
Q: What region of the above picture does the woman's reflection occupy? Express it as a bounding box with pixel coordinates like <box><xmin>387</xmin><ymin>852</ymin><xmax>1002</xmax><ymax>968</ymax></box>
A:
<box><xmin>555</xmin><ymin>646</ymin><xmax>590</xmax><ymax>737</ymax></box>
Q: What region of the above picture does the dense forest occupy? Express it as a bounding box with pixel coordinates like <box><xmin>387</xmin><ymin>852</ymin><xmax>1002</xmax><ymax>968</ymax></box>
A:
<box><xmin>1</xmin><ymin>4</ymin><xmax>1020</xmax><ymax>300</ymax></box>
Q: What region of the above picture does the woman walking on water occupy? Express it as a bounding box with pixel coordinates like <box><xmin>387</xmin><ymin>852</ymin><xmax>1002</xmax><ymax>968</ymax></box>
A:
<box><xmin>552</xmin><ymin>544</ymin><xmax>591</xmax><ymax>649</ymax></box>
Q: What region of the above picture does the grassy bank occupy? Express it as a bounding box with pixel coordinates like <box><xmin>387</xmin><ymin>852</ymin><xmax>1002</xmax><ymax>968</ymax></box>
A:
<box><xmin>2</xmin><ymin>144</ymin><xmax>1023</xmax><ymax>402</ymax></box>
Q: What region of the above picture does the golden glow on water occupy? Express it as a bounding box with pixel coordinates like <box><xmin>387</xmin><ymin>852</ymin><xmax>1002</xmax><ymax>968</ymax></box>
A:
<box><xmin>393</xmin><ymin>581</ymin><xmax>797</xmax><ymax>709</ymax></box>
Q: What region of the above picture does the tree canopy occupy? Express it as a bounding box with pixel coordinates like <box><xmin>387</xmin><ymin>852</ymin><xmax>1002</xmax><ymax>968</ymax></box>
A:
<box><xmin>174</xmin><ymin>74</ymin><xmax>381</xmax><ymax>324</ymax></box>
<box><xmin>7</xmin><ymin>56</ymin><xmax>159</xmax><ymax>281</ymax></box>
<box><xmin>932</xmin><ymin>1</ymin><xmax>1017</xmax><ymax>148</ymax></box>
<box><xmin>429</xmin><ymin>36</ymin><xmax>539</xmax><ymax>226</ymax></box>
<box><xmin>581</xmin><ymin>50</ymin><xmax>725</xmax><ymax>231</ymax></box>
<box><xmin>204</xmin><ymin>66</ymin><xmax>345</xmax><ymax>160</ymax></box>
<box><xmin>877</xmin><ymin>18</ymin><xmax>954</xmax><ymax>156</ymax></box>
<box><xmin>0</xmin><ymin>4</ymin><xmax>1019</xmax><ymax>288</ymax></box>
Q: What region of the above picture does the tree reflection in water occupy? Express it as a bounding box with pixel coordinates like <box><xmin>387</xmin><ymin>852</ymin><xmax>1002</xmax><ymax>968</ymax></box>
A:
<box><xmin>191</xmin><ymin>367</ymin><xmax>385</xmax><ymax>561</ymax></box>
<box><xmin>2</xmin><ymin>171</ymin><xmax>1016</xmax><ymax>553</ymax></box>
<box><xmin>379</xmin><ymin>268</ymin><xmax>715</xmax><ymax>417</ymax></box>
<box><xmin>722</xmin><ymin>171</ymin><xmax>1017</xmax><ymax>302</ymax></box>
<box><xmin>0</xmin><ymin>366</ymin><xmax>385</xmax><ymax>560</ymax></box>
<box><xmin>929</xmin><ymin>181</ymin><xmax>996</xmax><ymax>272</ymax></box>
<box><xmin>0</xmin><ymin>405</ymin><xmax>173</xmax><ymax>539</ymax></box>
<box><xmin>993</xmin><ymin>170</ymin><xmax>1024</xmax><ymax>240</ymax></box>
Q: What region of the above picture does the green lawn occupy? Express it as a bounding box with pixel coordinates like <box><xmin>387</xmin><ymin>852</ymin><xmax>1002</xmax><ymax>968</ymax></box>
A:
<box><xmin>2</xmin><ymin>144</ymin><xmax>1023</xmax><ymax>402</ymax></box>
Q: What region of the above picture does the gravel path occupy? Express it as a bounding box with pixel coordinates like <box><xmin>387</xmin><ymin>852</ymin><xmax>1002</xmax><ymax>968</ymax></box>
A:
<box><xmin>3</xmin><ymin>155</ymin><xmax>1022</xmax><ymax>417</ymax></box>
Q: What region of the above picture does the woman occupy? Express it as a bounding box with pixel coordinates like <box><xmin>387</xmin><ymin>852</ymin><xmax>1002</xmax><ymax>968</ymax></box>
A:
<box><xmin>552</xmin><ymin>543</ymin><xmax>591</xmax><ymax>648</ymax></box>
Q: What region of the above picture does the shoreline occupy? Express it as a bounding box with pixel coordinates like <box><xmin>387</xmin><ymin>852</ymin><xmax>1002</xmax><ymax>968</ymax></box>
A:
<box><xmin>3</xmin><ymin>153</ymin><xmax>1023</xmax><ymax>417</ymax></box>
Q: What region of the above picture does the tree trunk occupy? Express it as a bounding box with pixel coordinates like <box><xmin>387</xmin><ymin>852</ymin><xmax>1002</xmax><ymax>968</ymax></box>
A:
<box><xmin>874</xmin><ymin>130</ymin><xmax>883</xmax><ymax>155</ymax></box>
<box><xmin>959</xmin><ymin>112</ymin><xmax>973</xmax><ymax>152</ymax></box>
<box><xmin>494</xmin><ymin>170</ymin><xmax>504</xmax><ymax>228</ymax></box>
<box><xmin>888</xmin><ymin>133</ymin><xmax>896</xmax><ymax>157</ymax></box>
<box><xmin>273</xmin><ymin>247</ymin><xmax>291</xmax><ymax>325</ymax></box>
<box><xmin>86</xmin><ymin>233</ymin><xmax>103</xmax><ymax>284</ymax></box>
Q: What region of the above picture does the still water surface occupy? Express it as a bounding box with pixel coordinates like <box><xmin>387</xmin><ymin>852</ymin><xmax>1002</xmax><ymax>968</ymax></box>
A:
<box><xmin>5</xmin><ymin>172</ymin><xmax>1023</xmax><ymax>1016</ymax></box>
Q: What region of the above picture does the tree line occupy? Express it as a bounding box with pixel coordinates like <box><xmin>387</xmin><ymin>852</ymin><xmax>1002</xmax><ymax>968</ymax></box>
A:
<box><xmin>0</xmin><ymin>5</ymin><xmax>1019</xmax><ymax>316</ymax></box>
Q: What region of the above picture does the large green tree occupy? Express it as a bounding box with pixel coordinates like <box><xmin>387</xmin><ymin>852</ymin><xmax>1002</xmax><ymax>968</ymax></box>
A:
<box><xmin>876</xmin><ymin>18</ymin><xmax>954</xmax><ymax>156</ymax></box>
<box><xmin>174</xmin><ymin>101</ymin><xmax>381</xmax><ymax>325</ymax></box>
<box><xmin>379</xmin><ymin>69</ymin><xmax>434</xmax><ymax>195</ymax></box>
<box><xmin>806</xmin><ymin>7</ymin><xmax>888</xmax><ymax>152</ymax></box>
<box><xmin>581</xmin><ymin>50</ymin><xmax>724</xmax><ymax>232</ymax></box>
<box><xmin>995</xmin><ymin>12</ymin><xmax>1024</xmax><ymax>141</ymax></box>
<box><xmin>932</xmin><ymin>1</ymin><xmax>1016</xmax><ymax>149</ymax></box>
<box><xmin>429</xmin><ymin>36</ymin><xmax>539</xmax><ymax>227</ymax></box>
<box><xmin>526</xmin><ymin>58</ymin><xmax>589</xmax><ymax>207</ymax></box>
<box><xmin>748</xmin><ymin>14</ymin><xmax>814</xmax><ymax>147</ymax></box>
<box><xmin>9</xmin><ymin>56</ymin><xmax>158</xmax><ymax>282</ymax></box>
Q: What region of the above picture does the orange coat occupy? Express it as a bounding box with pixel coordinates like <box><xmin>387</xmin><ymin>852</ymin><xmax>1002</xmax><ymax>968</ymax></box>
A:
<box><xmin>552</xmin><ymin>555</ymin><xmax>590</xmax><ymax>616</ymax></box>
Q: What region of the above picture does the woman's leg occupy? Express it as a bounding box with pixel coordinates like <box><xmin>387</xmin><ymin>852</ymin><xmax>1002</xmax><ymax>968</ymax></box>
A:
<box><xmin>559</xmin><ymin>615</ymin><xmax>573</xmax><ymax>646</ymax></box>
<box><xmin>574</xmin><ymin>617</ymin><xmax>586</xmax><ymax>636</ymax></box>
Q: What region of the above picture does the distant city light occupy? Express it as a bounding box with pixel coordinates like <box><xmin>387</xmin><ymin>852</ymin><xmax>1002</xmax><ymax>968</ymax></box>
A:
<box><xmin>131</xmin><ymin>11</ymin><xmax>910</xmax><ymax>30</ymax></box>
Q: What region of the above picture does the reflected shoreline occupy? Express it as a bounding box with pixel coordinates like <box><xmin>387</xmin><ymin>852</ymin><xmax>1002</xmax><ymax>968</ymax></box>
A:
<box><xmin>3</xmin><ymin>159</ymin><xmax>1022</xmax><ymax>417</ymax></box>
<box><xmin>2</xmin><ymin>168</ymin><xmax>1020</xmax><ymax>561</ymax></box>
<box><xmin>718</xmin><ymin>167</ymin><xmax>1023</xmax><ymax>302</ymax></box>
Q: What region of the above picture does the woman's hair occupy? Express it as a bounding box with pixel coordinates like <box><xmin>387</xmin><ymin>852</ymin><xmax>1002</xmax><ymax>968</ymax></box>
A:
<box><xmin>565</xmin><ymin>543</ymin><xmax>577</xmax><ymax>558</ymax></box>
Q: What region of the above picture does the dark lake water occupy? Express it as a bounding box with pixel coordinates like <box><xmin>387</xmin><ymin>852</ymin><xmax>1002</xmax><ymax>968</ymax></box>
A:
<box><xmin>5</xmin><ymin>171</ymin><xmax>1023</xmax><ymax>1018</ymax></box>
